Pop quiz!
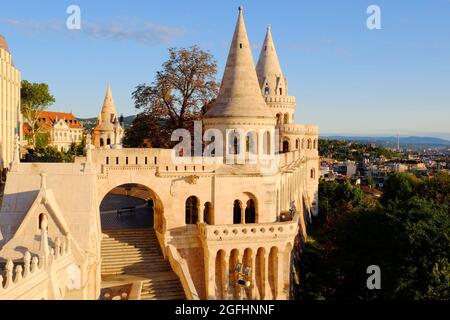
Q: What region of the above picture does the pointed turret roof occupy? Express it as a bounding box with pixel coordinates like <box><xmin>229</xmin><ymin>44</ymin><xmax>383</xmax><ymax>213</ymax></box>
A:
<box><xmin>95</xmin><ymin>83</ymin><xmax>120</xmax><ymax>131</ymax></box>
<box><xmin>0</xmin><ymin>34</ymin><xmax>10</xmax><ymax>53</ymax></box>
<box><xmin>205</xmin><ymin>7</ymin><xmax>273</xmax><ymax>119</ymax></box>
<box><xmin>101</xmin><ymin>82</ymin><xmax>117</xmax><ymax>115</ymax></box>
<box><xmin>256</xmin><ymin>25</ymin><xmax>286</xmax><ymax>94</ymax></box>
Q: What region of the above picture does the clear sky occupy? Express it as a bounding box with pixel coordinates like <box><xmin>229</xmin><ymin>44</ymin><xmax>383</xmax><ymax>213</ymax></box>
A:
<box><xmin>1</xmin><ymin>0</ymin><xmax>449</xmax><ymax>138</ymax></box>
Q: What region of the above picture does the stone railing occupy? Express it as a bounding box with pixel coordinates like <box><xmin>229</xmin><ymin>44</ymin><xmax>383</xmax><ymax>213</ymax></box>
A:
<box><xmin>166</xmin><ymin>244</ymin><xmax>199</xmax><ymax>300</ymax></box>
<box><xmin>0</xmin><ymin>235</ymin><xmax>74</xmax><ymax>300</ymax></box>
<box><xmin>199</xmin><ymin>213</ymin><xmax>299</xmax><ymax>243</ymax></box>
<box><xmin>0</xmin><ymin>214</ymin><xmax>76</xmax><ymax>300</ymax></box>
<box><xmin>278</xmin><ymin>124</ymin><xmax>319</xmax><ymax>135</ymax></box>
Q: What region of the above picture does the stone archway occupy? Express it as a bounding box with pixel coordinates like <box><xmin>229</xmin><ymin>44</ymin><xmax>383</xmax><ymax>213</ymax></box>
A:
<box><xmin>99</xmin><ymin>183</ymin><xmax>164</xmax><ymax>233</ymax></box>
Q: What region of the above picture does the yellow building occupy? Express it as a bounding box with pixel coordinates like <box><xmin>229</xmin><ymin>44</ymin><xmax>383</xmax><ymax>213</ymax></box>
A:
<box><xmin>0</xmin><ymin>35</ymin><xmax>22</xmax><ymax>171</ymax></box>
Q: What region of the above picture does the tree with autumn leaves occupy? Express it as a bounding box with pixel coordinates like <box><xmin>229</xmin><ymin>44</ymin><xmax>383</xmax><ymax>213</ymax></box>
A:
<box><xmin>125</xmin><ymin>46</ymin><xmax>219</xmax><ymax>148</ymax></box>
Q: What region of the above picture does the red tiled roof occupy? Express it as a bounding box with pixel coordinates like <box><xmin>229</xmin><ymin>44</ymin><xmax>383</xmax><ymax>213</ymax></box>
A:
<box><xmin>36</xmin><ymin>111</ymin><xmax>82</xmax><ymax>129</ymax></box>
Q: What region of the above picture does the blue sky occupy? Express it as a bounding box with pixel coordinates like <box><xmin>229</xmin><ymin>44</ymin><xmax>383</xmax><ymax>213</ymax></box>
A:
<box><xmin>1</xmin><ymin>0</ymin><xmax>450</xmax><ymax>138</ymax></box>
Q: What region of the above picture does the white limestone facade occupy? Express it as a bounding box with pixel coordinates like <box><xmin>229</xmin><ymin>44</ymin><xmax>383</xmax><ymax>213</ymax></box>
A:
<box><xmin>0</xmin><ymin>7</ymin><xmax>319</xmax><ymax>300</ymax></box>
<box><xmin>0</xmin><ymin>35</ymin><xmax>21</xmax><ymax>171</ymax></box>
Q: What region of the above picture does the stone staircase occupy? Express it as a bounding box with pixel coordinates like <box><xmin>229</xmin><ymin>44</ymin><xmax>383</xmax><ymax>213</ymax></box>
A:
<box><xmin>101</xmin><ymin>228</ymin><xmax>185</xmax><ymax>300</ymax></box>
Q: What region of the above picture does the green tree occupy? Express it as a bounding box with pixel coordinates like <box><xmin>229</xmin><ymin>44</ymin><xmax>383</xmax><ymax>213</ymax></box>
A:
<box><xmin>20</xmin><ymin>80</ymin><xmax>55</xmax><ymax>148</ymax></box>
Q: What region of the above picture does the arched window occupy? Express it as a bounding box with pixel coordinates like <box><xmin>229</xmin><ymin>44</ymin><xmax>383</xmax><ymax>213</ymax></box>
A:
<box><xmin>229</xmin><ymin>131</ymin><xmax>240</xmax><ymax>155</ymax></box>
<box><xmin>283</xmin><ymin>140</ymin><xmax>290</xmax><ymax>153</ymax></box>
<box><xmin>313</xmin><ymin>139</ymin><xmax>317</xmax><ymax>149</ymax></box>
<box><xmin>107</xmin><ymin>138</ymin><xmax>111</xmax><ymax>145</ymax></box>
<box><xmin>38</xmin><ymin>213</ymin><xmax>48</xmax><ymax>230</ymax></box>
<box><xmin>264</xmin><ymin>87</ymin><xmax>270</xmax><ymax>95</ymax></box>
<box><xmin>100</xmin><ymin>138</ymin><xmax>104</xmax><ymax>147</ymax></box>
<box><xmin>203</xmin><ymin>202</ymin><xmax>212</xmax><ymax>224</ymax></box>
<box><xmin>295</xmin><ymin>139</ymin><xmax>300</xmax><ymax>150</ymax></box>
<box><xmin>185</xmin><ymin>196</ymin><xmax>199</xmax><ymax>224</ymax></box>
<box><xmin>246</xmin><ymin>131</ymin><xmax>257</xmax><ymax>154</ymax></box>
<box><xmin>284</xmin><ymin>114</ymin><xmax>289</xmax><ymax>124</ymax></box>
<box><xmin>245</xmin><ymin>199</ymin><xmax>256</xmax><ymax>223</ymax></box>
<box><xmin>233</xmin><ymin>200</ymin><xmax>242</xmax><ymax>224</ymax></box>
<box><xmin>307</xmin><ymin>139</ymin><xmax>312</xmax><ymax>149</ymax></box>
<box><xmin>310</xmin><ymin>169</ymin><xmax>315</xmax><ymax>179</ymax></box>
<box><xmin>276</xmin><ymin>114</ymin><xmax>282</xmax><ymax>125</ymax></box>
<box><xmin>279</xmin><ymin>88</ymin><xmax>283</xmax><ymax>95</ymax></box>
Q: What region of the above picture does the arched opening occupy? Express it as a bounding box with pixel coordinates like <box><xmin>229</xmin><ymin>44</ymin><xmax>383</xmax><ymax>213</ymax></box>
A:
<box><xmin>99</xmin><ymin>183</ymin><xmax>159</xmax><ymax>231</ymax></box>
<box><xmin>310</xmin><ymin>168</ymin><xmax>315</xmax><ymax>179</ymax></box>
<box><xmin>282</xmin><ymin>140</ymin><xmax>290</xmax><ymax>153</ymax></box>
<box><xmin>228</xmin><ymin>131</ymin><xmax>240</xmax><ymax>155</ymax></box>
<box><xmin>295</xmin><ymin>139</ymin><xmax>300</xmax><ymax>150</ymax></box>
<box><xmin>276</xmin><ymin>114</ymin><xmax>282</xmax><ymax>125</ymax></box>
<box><xmin>245</xmin><ymin>199</ymin><xmax>256</xmax><ymax>223</ymax></box>
<box><xmin>233</xmin><ymin>200</ymin><xmax>242</xmax><ymax>224</ymax></box>
<box><xmin>100</xmin><ymin>138</ymin><xmax>104</xmax><ymax>147</ymax></box>
<box><xmin>246</xmin><ymin>131</ymin><xmax>257</xmax><ymax>155</ymax></box>
<box><xmin>107</xmin><ymin>138</ymin><xmax>111</xmax><ymax>145</ymax></box>
<box><xmin>313</xmin><ymin>139</ymin><xmax>317</xmax><ymax>149</ymax></box>
<box><xmin>203</xmin><ymin>202</ymin><xmax>212</xmax><ymax>224</ymax></box>
<box><xmin>279</xmin><ymin>88</ymin><xmax>283</xmax><ymax>95</ymax></box>
<box><xmin>264</xmin><ymin>87</ymin><xmax>270</xmax><ymax>95</ymax></box>
<box><xmin>283</xmin><ymin>113</ymin><xmax>289</xmax><ymax>124</ymax></box>
<box><xmin>185</xmin><ymin>196</ymin><xmax>199</xmax><ymax>224</ymax></box>
<box><xmin>307</xmin><ymin>139</ymin><xmax>312</xmax><ymax>149</ymax></box>
<box><xmin>38</xmin><ymin>213</ymin><xmax>48</xmax><ymax>230</ymax></box>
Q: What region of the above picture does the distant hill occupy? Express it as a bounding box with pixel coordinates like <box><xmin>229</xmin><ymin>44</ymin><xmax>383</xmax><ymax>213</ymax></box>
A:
<box><xmin>320</xmin><ymin>135</ymin><xmax>450</xmax><ymax>149</ymax></box>
<box><xmin>77</xmin><ymin>115</ymin><xmax>136</xmax><ymax>131</ymax></box>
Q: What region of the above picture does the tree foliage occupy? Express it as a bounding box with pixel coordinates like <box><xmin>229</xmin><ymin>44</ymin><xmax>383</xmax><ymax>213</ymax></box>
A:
<box><xmin>128</xmin><ymin>46</ymin><xmax>218</xmax><ymax>148</ymax></box>
<box><xmin>296</xmin><ymin>173</ymin><xmax>450</xmax><ymax>300</ymax></box>
<box><xmin>20</xmin><ymin>80</ymin><xmax>55</xmax><ymax>147</ymax></box>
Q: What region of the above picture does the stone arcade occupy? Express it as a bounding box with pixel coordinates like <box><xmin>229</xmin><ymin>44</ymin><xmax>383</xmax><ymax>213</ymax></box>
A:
<box><xmin>0</xmin><ymin>7</ymin><xmax>318</xmax><ymax>300</ymax></box>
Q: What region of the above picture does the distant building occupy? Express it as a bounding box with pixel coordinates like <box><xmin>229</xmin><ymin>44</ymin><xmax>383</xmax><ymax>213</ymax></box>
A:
<box><xmin>93</xmin><ymin>84</ymin><xmax>124</xmax><ymax>149</ymax></box>
<box><xmin>0</xmin><ymin>34</ymin><xmax>22</xmax><ymax>170</ymax></box>
<box><xmin>24</xmin><ymin>111</ymin><xmax>84</xmax><ymax>151</ymax></box>
<box><xmin>333</xmin><ymin>161</ymin><xmax>357</xmax><ymax>178</ymax></box>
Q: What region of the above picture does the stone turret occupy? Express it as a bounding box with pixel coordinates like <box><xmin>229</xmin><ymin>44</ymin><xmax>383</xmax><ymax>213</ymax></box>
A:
<box><xmin>203</xmin><ymin>7</ymin><xmax>276</xmax><ymax>164</ymax></box>
<box><xmin>256</xmin><ymin>25</ymin><xmax>296</xmax><ymax>127</ymax></box>
<box><xmin>93</xmin><ymin>83</ymin><xmax>124</xmax><ymax>149</ymax></box>
<box><xmin>256</xmin><ymin>25</ymin><xmax>287</xmax><ymax>97</ymax></box>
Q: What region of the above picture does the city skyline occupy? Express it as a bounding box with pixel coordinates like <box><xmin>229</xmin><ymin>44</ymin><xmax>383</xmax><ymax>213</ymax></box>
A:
<box><xmin>1</xmin><ymin>0</ymin><xmax>449</xmax><ymax>138</ymax></box>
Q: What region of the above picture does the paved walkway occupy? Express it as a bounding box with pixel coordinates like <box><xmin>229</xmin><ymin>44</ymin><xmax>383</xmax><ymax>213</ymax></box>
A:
<box><xmin>100</xmin><ymin>194</ymin><xmax>154</xmax><ymax>230</ymax></box>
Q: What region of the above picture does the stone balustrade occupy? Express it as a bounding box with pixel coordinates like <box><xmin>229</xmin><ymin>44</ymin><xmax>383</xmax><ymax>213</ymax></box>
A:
<box><xmin>199</xmin><ymin>213</ymin><xmax>299</xmax><ymax>242</ymax></box>
<box><xmin>0</xmin><ymin>235</ymin><xmax>72</xmax><ymax>299</ymax></box>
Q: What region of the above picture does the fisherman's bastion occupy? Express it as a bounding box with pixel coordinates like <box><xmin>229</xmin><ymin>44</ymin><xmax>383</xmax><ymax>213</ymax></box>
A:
<box><xmin>0</xmin><ymin>7</ymin><xmax>319</xmax><ymax>300</ymax></box>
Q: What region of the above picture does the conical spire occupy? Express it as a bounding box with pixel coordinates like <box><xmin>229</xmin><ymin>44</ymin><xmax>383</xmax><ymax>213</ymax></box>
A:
<box><xmin>205</xmin><ymin>7</ymin><xmax>273</xmax><ymax>119</ymax></box>
<box><xmin>95</xmin><ymin>83</ymin><xmax>119</xmax><ymax>131</ymax></box>
<box><xmin>256</xmin><ymin>25</ymin><xmax>286</xmax><ymax>96</ymax></box>
<box><xmin>101</xmin><ymin>82</ymin><xmax>117</xmax><ymax>115</ymax></box>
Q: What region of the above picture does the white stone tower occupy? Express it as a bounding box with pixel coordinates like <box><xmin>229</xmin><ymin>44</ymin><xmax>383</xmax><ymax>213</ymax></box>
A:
<box><xmin>204</xmin><ymin>7</ymin><xmax>276</xmax><ymax>163</ymax></box>
<box><xmin>93</xmin><ymin>83</ymin><xmax>124</xmax><ymax>149</ymax></box>
<box><xmin>256</xmin><ymin>25</ymin><xmax>319</xmax><ymax>216</ymax></box>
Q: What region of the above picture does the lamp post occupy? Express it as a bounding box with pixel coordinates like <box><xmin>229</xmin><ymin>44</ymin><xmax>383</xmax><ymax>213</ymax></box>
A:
<box><xmin>234</xmin><ymin>263</ymin><xmax>252</xmax><ymax>300</ymax></box>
